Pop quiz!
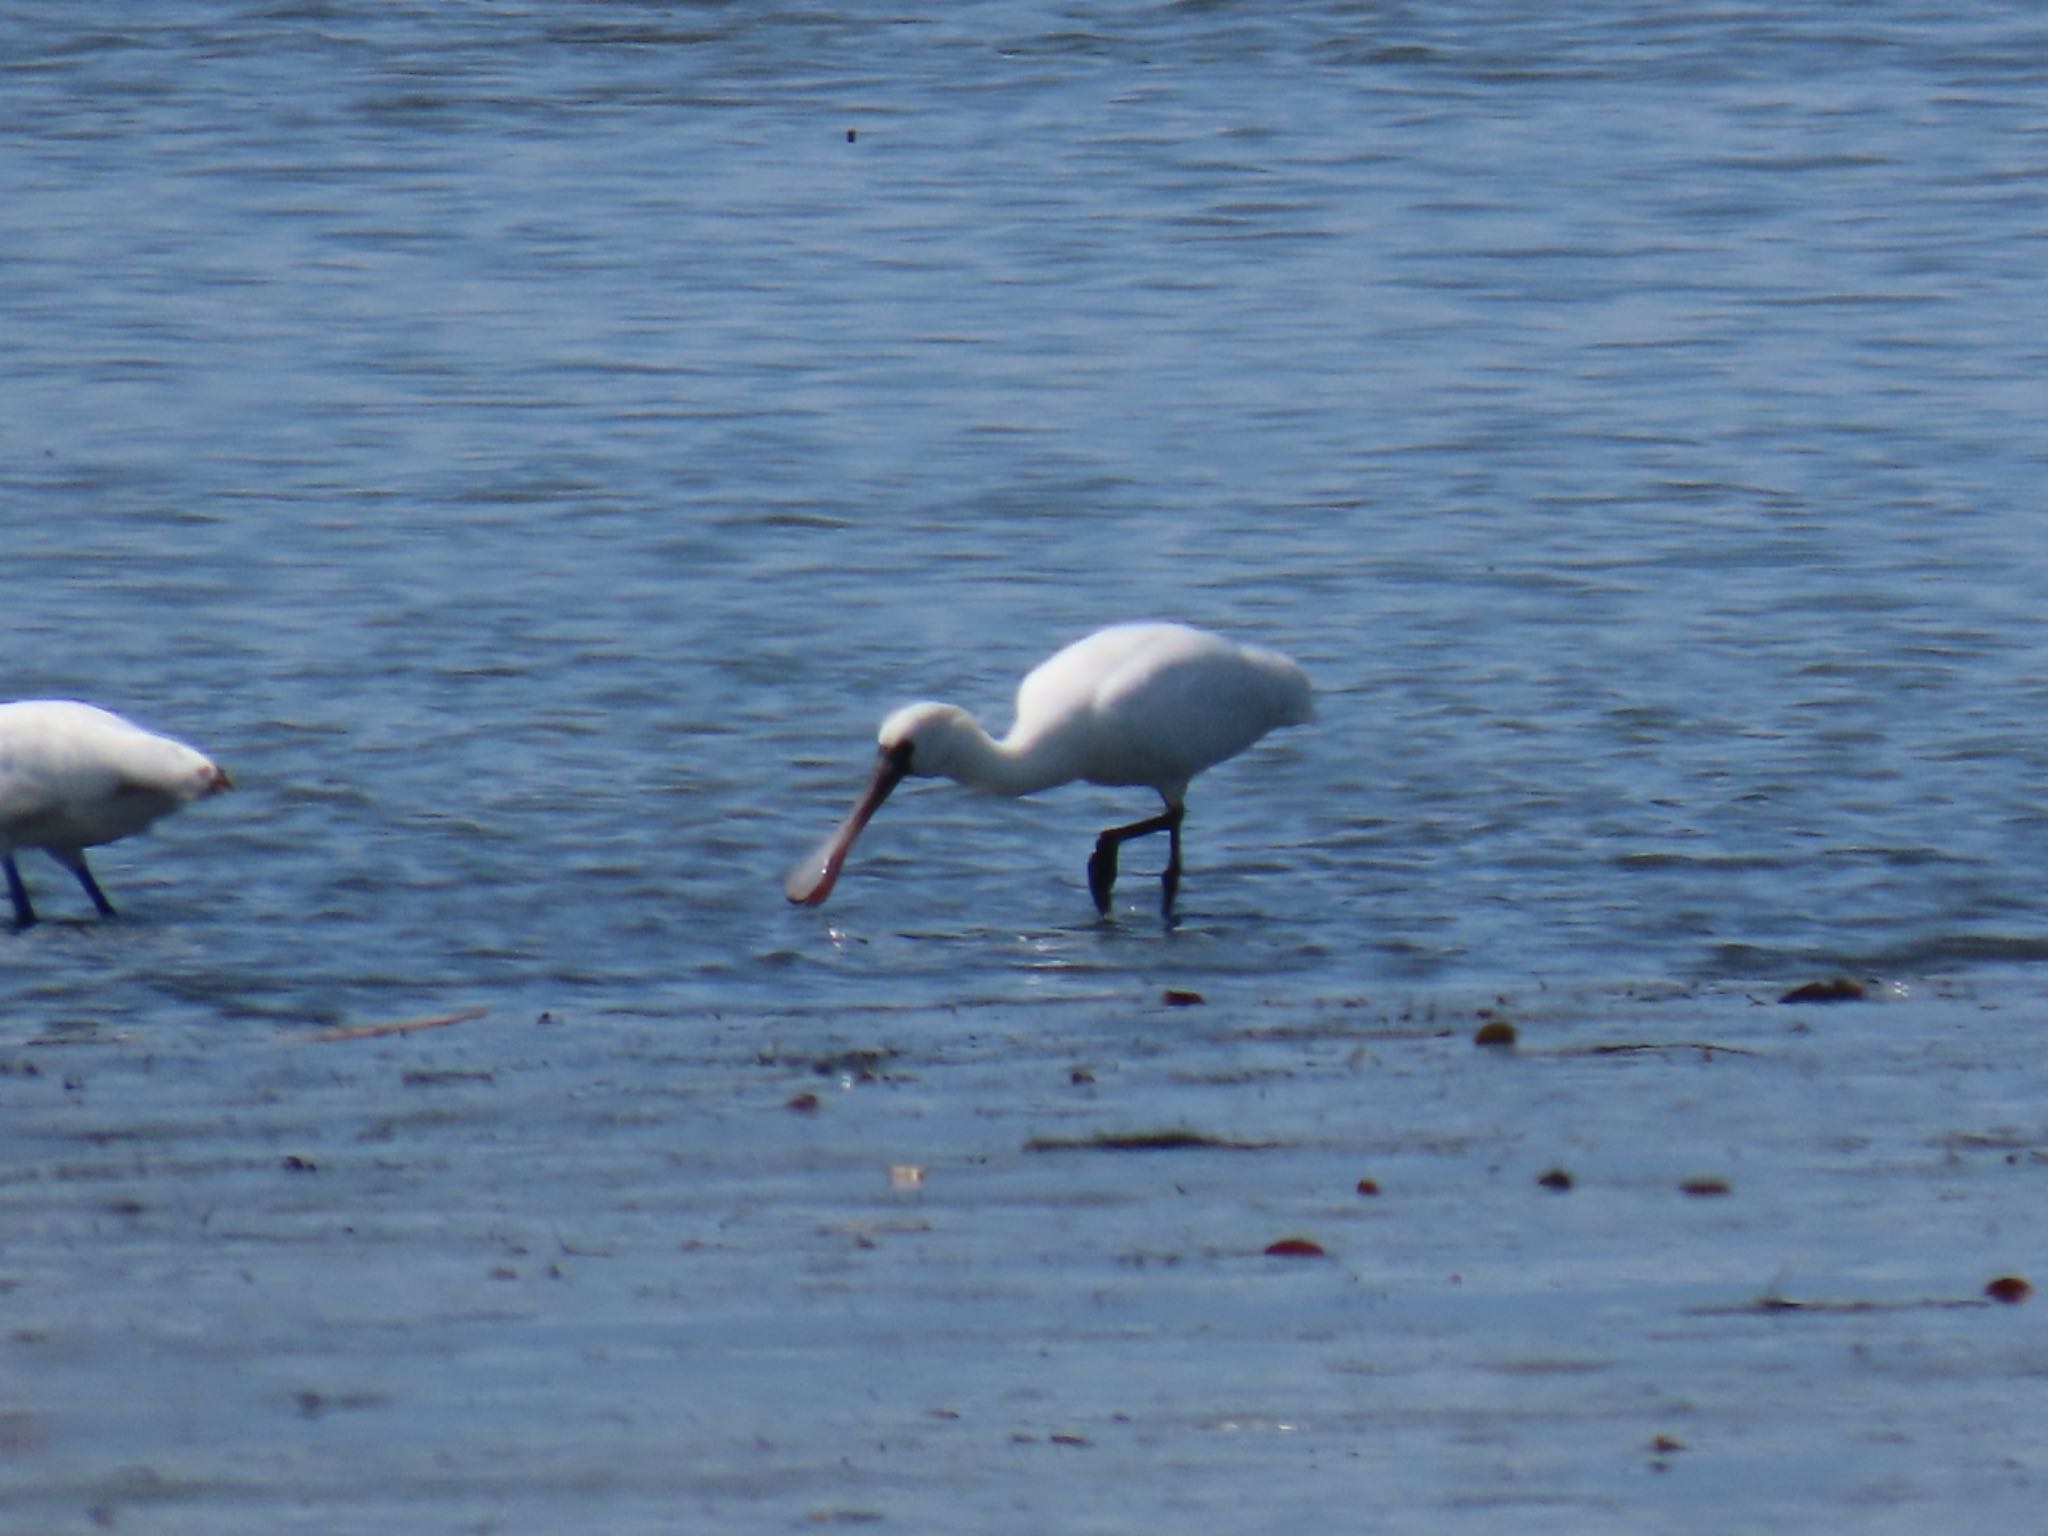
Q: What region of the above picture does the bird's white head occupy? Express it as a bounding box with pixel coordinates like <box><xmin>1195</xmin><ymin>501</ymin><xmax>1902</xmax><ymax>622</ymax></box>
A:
<box><xmin>876</xmin><ymin>701</ymin><xmax>979</xmax><ymax>780</ymax></box>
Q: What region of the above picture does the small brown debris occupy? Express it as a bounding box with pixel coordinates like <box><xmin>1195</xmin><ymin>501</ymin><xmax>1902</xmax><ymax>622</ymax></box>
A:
<box><xmin>1264</xmin><ymin>1237</ymin><xmax>1328</xmax><ymax>1258</ymax></box>
<box><xmin>1537</xmin><ymin>1167</ymin><xmax>1573</xmax><ymax>1192</ymax></box>
<box><xmin>280</xmin><ymin>1154</ymin><xmax>317</xmax><ymax>1174</ymax></box>
<box><xmin>1779</xmin><ymin>977</ymin><xmax>1866</xmax><ymax>1004</ymax></box>
<box><xmin>786</xmin><ymin>1091</ymin><xmax>822</xmax><ymax>1114</ymax></box>
<box><xmin>1680</xmin><ymin>1177</ymin><xmax>1731</xmax><ymax>1197</ymax></box>
<box><xmin>1986</xmin><ymin>1274</ymin><xmax>2033</xmax><ymax>1305</ymax></box>
<box><xmin>1649</xmin><ymin>1434</ymin><xmax>1686</xmax><ymax>1454</ymax></box>
<box><xmin>1162</xmin><ymin>988</ymin><xmax>1206</xmax><ymax>1007</ymax></box>
<box><xmin>300</xmin><ymin>1005</ymin><xmax>490</xmax><ymax>1043</ymax></box>
<box><xmin>1474</xmin><ymin>1020</ymin><xmax>1517</xmax><ymax>1048</ymax></box>
<box><xmin>1048</xmin><ymin>1431</ymin><xmax>1091</xmax><ymax>1446</ymax></box>
<box><xmin>1355</xmin><ymin>1177</ymin><xmax>1381</xmax><ymax>1197</ymax></box>
<box><xmin>1070</xmin><ymin>1066</ymin><xmax>1095</xmax><ymax>1085</ymax></box>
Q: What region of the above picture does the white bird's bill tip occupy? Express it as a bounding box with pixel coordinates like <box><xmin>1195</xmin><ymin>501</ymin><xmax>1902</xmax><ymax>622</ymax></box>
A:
<box><xmin>783</xmin><ymin>841</ymin><xmax>841</xmax><ymax>906</ymax></box>
<box><xmin>784</xmin><ymin>746</ymin><xmax>912</xmax><ymax>908</ymax></box>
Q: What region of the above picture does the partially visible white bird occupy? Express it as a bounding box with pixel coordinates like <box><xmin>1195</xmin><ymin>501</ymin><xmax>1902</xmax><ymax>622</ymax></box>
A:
<box><xmin>784</xmin><ymin>622</ymin><xmax>1312</xmax><ymax>920</ymax></box>
<box><xmin>0</xmin><ymin>701</ymin><xmax>232</xmax><ymax>929</ymax></box>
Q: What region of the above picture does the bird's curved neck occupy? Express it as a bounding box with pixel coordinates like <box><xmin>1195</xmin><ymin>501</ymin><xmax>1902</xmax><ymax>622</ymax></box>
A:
<box><xmin>929</xmin><ymin>715</ymin><xmax>1076</xmax><ymax>798</ymax></box>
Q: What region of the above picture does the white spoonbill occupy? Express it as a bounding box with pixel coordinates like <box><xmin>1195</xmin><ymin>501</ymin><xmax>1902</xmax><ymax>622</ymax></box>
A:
<box><xmin>784</xmin><ymin>622</ymin><xmax>1312</xmax><ymax>920</ymax></box>
<box><xmin>0</xmin><ymin>700</ymin><xmax>232</xmax><ymax>929</ymax></box>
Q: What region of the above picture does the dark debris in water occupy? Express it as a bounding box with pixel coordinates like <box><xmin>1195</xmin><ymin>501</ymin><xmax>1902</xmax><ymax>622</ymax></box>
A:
<box><xmin>295</xmin><ymin>1388</ymin><xmax>388</xmax><ymax>1419</ymax></box>
<box><xmin>1024</xmin><ymin>1127</ymin><xmax>1275</xmax><ymax>1153</ymax></box>
<box><xmin>1565</xmin><ymin>1040</ymin><xmax>1759</xmax><ymax>1059</ymax></box>
<box><xmin>812</xmin><ymin>1047</ymin><xmax>898</xmax><ymax>1080</ymax></box>
<box><xmin>401</xmin><ymin>1068</ymin><xmax>494</xmax><ymax>1088</ymax></box>
<box><xmin>1779</xmin><ymin>977</ymin><xmax>1868</xmax><ymax>1004</ymax></box>
<box><xmin>762</xmin><ymin>1046</ymin><xmax>901</xmax><ymax>1082</ymax></box>
<box><xmin>1694</xmin><ymin>1281</ymin><xmax>2027</xmax><ymax>1315</ymax></box>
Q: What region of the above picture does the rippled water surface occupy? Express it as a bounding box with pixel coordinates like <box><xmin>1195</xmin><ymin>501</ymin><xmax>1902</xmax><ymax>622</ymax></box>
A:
<box><xmin>10</xmin><ymin>3</ymin><xmax>2048</xmax><ymax>1013</ymax></box>
<box><xmin>6</xmin><ymin>3</ymin><xmax>2048</xmax><ymax>1529</ymax></box>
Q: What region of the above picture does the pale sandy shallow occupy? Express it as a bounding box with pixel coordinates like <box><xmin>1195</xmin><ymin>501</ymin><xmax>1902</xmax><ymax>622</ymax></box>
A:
<box><xmin>2</xmin><ymin>969</ymin><xmax>2043</xmax><ymax>1534</ymax></box>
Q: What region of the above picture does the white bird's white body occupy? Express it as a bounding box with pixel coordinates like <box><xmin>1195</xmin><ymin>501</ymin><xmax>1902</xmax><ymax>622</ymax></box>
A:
<box><xmin>0</xmin><ymin>700</ymin><xmax>231</xmax><ymax>927</ymax></box>
<box><xmin>785</xmin><ymin>622</ymin><xmax>1312</xmax><ymax>919</ymax></box>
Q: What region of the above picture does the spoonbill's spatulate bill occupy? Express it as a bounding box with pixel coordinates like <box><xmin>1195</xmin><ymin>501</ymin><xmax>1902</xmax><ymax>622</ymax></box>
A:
<box><xmin>784</xmin><ymin>622</ymin><xmax>1313</xmax><ymax>919</ymax></box>
<box><xmin>0</xmin><ymin>700</ymin><xmax>232</xmax><ymax>928</ymax></box>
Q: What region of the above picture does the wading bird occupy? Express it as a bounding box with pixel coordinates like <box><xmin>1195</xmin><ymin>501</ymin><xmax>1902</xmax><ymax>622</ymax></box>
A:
<box><xmin>784</xmin><ymin>622</ymin><xmax>1312</xmax><ymax>920</ymax></box>
<box><xmin>0</xmin><ymin>701</ymin><xmax>232</xmax><ymax>928</ymax></box>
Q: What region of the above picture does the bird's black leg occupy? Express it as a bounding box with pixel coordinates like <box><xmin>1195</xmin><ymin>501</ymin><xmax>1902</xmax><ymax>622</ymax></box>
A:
<box><xmin>4</xmin><ymin>855</ymin><xmax>34</xmax><ymax>930</ymax></box>
<box><xmin>1160</xmin><ymin>805</ymin><xmax>1184</xmax><ymax>923</ymax></box>
<box><xmin>59</xmin><ymin>853</ymin><xmax>118</xmax><ymax>919</ymax></box>
<box><xmin>1087</xmin><ymin>802</ymin><xmax>1184</xmax><ymax>918</ymax></box>
<box><xmin>1087</xmin><ymin>831</ymin><xmax>1121</xmax><ymax>914</ymax></box>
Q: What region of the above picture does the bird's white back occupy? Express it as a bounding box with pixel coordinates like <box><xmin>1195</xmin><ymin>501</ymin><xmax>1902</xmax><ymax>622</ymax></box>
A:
<box><xmin>0</xmin><ymin>701</ymin><xmax>224</xmax><ymax>853</ymax></box>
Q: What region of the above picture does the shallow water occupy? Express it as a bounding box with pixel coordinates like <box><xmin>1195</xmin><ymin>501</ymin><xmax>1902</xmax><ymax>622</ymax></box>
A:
<box><xmin>6</xmin><ymin>976</ymin><xmax>2047</xmax><ymax>1533</ymax></box>
<box><xmin>5</xmin><ymin>2</ymin><xmax>2048</xmax><ymax>1529</ymax></box>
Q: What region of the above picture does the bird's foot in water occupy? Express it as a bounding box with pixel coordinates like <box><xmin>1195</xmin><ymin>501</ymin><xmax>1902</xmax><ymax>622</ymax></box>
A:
<box><xmin>1087</xmin><ymin>835</ymin><xmax>1119</xmax><ymax>915</ymax></box>
<box><xmin>4</xmin><ymin>857</ymin><xmax>35</xmax><ymax>931</ymax></box>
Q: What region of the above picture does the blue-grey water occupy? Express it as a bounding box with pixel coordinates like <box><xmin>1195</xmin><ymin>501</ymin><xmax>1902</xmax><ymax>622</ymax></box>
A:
<box><xmin>6</xmin><ymin>6</ymin><xmax>2048</xmax><ymax>1532</ymax></box>
<box><xmin>9</xmin><ymin>4</ymin><xmax>2048</xmax><ymax>1022</ymax></box>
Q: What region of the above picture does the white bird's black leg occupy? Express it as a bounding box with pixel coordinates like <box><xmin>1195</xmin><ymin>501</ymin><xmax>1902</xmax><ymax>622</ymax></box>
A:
<box><xmin>1160</xmin><ymin>806</ymin><xmax>1184</xmax><ymax>922</ymax></box>
<box><xmin>57</xmin><ymin>852</ymin><xmax>118</xmax><ymax>919</ymax></box>
<box><xmin>1087</xmin><ymin>802</ymin><xmax>1185</xmax><ymax>920</ymax></box>
<box><xmin>4</xmin><ymin>855</ymin><xmax>34</xmax><ymax>930</ymax></box>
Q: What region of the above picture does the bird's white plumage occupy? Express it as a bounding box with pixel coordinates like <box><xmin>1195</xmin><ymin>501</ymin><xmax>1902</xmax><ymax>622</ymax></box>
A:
<box><xmin>787</xmin><ymin>622</ymin><xmax>1311</xmax><ymax>913</ymax></box>
<box><xmin>0</xmin><ymin>700</ymin><xmax>230</xmax><ymax>924</ymax></box>
<box><xmin>1003</xmin><ymin>622</ymin><xmax>1312</xmax><ymax>800</ymax></box>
